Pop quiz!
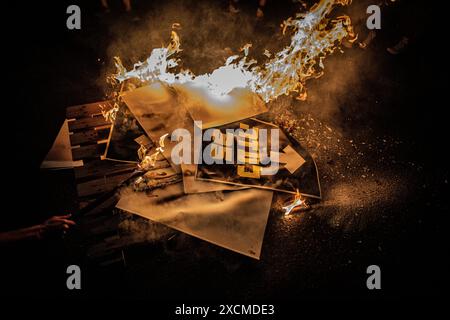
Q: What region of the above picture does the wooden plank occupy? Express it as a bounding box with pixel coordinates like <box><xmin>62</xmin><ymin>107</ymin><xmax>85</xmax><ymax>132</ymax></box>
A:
<box><xmin>83</xmin><ymin>194</ymin><xmax>119</xmax><ymax>216</ymax></box>
<box><xmin>82</xmin><ymin>214</ymin><xmax>120</xmax><ymax>229</ymax></box>
<box><xmin>87</xmin><ymin>247</ymin><xmax>125</xmax><ymax>267</ymax></box>
<box><xmin>74</xmin><ymin>159</ymin><xmax>136</xmax><ymax>180</ymax></box>
<box><xmin>98</xmin><ymin>252</ymin><xmax>125</xmax><ymax>267</ymax></box>
<box><xmin>66</xmin><ymin>101</ymin><xmax>112</xmax><ymax>119</ymax></box>
<box><xmin>89</xmin><ymin>215</ymin><xmax>122</xmax><ymax>236</ymax></box>
<box><xmin>76</xmin><ymin>172</ymin><xmax>135</xmax><ymax>198</ymax></box>
<box><xmin>134</xmin><ymin>135</ymin><xmax>153</xmax><ymax>148</ymax></box>
<box><xmin>79</xmin><ymin>200</ymin><xmax>95</xmax><ymax>210</ymax></box>
<box><xmin>72</xmin><ymin>143</ymin><xmax>107</xmax><ymax>161</ymax></box>
<box><xmin>87</xmin><ymin>235</ymin><xmax>122</xmax><ymax>257</ymax></box>
<box><xmin>70</xmin><ymin>127</ymin><xmax>110</xmax><ymax>145</ymax></box>
<box><xmin>68</xmin><ymin>116</ymin><xmax>111</xmax><ymax>132</ymax></box>
<box><xmin>86</xmin><ymin>236</ymin><xmax>131</xmax><ymax>265</ymax></box>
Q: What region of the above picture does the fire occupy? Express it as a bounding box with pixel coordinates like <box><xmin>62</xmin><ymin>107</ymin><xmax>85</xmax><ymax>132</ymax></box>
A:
<box><xmin>113</xmin><ymin>0</ymin><xmax>354</xmax><ymax>103</ymax></box>
<box><xmin>138</xmin><ymin>133</ymin><xmax>169</xmax><ymax>171</ymax></box>
<box><xmin>282</xmin><ymin>190</ymin><xmax>309</xmax><ymax>215</ymax></box>
<box><xmin>100</xmin><ymin>102</ymin><xmax>120</xmax><ymax>122</ymax></box>
<box><xmin>107</xmin><ymin>0</ymin><xmax>355</xmax><ymax>212</ymax></box>
<box><xmin>254</xmin><ymin>0</ymin><xmax>355</xmax><ymax>102</ymax></box>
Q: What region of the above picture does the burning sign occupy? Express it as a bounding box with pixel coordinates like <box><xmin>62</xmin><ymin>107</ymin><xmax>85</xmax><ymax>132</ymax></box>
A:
<box><xmin>195</xmin><ymin>118</ymin><xmax>321</xmax><ymax>197</ymax></box>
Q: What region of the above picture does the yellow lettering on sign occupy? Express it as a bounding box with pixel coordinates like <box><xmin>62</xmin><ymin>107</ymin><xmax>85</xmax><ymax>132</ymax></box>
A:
<box><xmin>237</xmin><ymin>123</ymin><xmax>261</xmax><ymax>178</ymax></box>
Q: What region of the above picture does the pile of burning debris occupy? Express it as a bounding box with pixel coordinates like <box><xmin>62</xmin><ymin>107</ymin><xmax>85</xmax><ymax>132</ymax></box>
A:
<box><xmin>47</xmin><ymin>0</ymin><xmax>354</xmax><ymax>259</ymax></box>
<box><xmin>104</xmin><ymin>81</ymin><xmax>322</xmax><ymax>259</ymax></box>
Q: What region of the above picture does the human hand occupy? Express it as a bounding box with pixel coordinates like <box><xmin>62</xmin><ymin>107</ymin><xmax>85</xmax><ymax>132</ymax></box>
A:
<box><xmin>40</xmin><ymin>214</ymin><xmax>76</xmax><ymax>237</ymax></box>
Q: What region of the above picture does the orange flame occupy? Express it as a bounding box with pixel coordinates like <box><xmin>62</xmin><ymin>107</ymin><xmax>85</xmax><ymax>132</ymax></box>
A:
<box><xmin>113</xmin><ymin>0</ymin><xmax>355</xmax><ymax>103</ymax></box>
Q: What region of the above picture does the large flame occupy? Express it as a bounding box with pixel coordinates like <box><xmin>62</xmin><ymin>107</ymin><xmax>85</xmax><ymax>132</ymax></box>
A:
<box><xmin>113</xmin><ymin>0</ymin><xmax>354</xmax><ymax>103</ymax></box>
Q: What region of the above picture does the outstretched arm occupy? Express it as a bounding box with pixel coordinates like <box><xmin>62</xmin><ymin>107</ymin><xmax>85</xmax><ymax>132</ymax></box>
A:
<box><xmin>0</xmin><ymin>214</ymin><xmax>75</xmax><ymax>244</ymax></box>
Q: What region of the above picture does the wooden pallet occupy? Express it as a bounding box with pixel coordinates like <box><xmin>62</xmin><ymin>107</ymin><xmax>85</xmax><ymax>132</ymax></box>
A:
<box><xmin>66</xmin><ymin>101</ymin><xmax>180</xmax><ymax>266</ymax></box>
<box><xmin>67</xmin><ymin>101</ymin><xmax>137</xmax><ymax>204</ymax></box>
<box><xmin>67</xmin><ymin>101</ymin><xmax>136</xmax><ymax>266</ymax></box>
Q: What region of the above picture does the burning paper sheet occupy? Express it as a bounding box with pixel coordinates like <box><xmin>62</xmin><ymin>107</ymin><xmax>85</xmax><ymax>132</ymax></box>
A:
<box><xmin>172</xmin><ymin>83</ymin><xmax>267</xmax><ymax>129</ymax></box>
<box><xmin>121</xmin><ymin>82</ymin><xmax>189</xmax><ymax>173</ymax></box>
<box><xmin>116</xmin><ymin>182</ymin><xmax>273</xmax><ymax>259</ymax></box>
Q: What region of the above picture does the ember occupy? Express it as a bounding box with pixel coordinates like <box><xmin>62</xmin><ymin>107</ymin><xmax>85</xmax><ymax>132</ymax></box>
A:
<box><xmin>283</xmin><ymin>190</ymin><xmax>309</xmax><ymax>215</ymax></box>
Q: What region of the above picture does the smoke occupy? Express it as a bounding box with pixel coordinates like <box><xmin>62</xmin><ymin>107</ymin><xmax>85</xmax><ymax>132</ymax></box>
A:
<box><xmin>265</xmin><ymin>0</ymin><xmax>418</xmax><ymax>230</ymax></box>
<box><xmin>98</xmin><ymin>0</ymin><xmax>278</xmax><ymax>94</ymax></box>
<box><xmin>119</xmin><ymin>213</ymin><xmax>174</xmax><ymax>243</ymax></box>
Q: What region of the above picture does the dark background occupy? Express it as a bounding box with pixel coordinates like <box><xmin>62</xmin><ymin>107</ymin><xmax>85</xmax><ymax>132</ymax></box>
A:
<box><xmin>1</xmin><ymin>0</ymin><xmax>447</xmax><ymax>305</ymax></box>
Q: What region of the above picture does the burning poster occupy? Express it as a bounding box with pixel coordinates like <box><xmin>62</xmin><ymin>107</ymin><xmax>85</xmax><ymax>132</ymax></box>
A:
<box><xmin>116</xmin><ymin>182</ymin><xmax>273</xmax><ymax>259</ymax></box>
<box><xmin>121</xmin><ymin>82</ymin><xmax>193</xmax><ymax>173</ymax></box>
<box><xmin>195</xmin><ymin>118</ymin><xmax>321</xmax><ymax>198</ymax></box>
